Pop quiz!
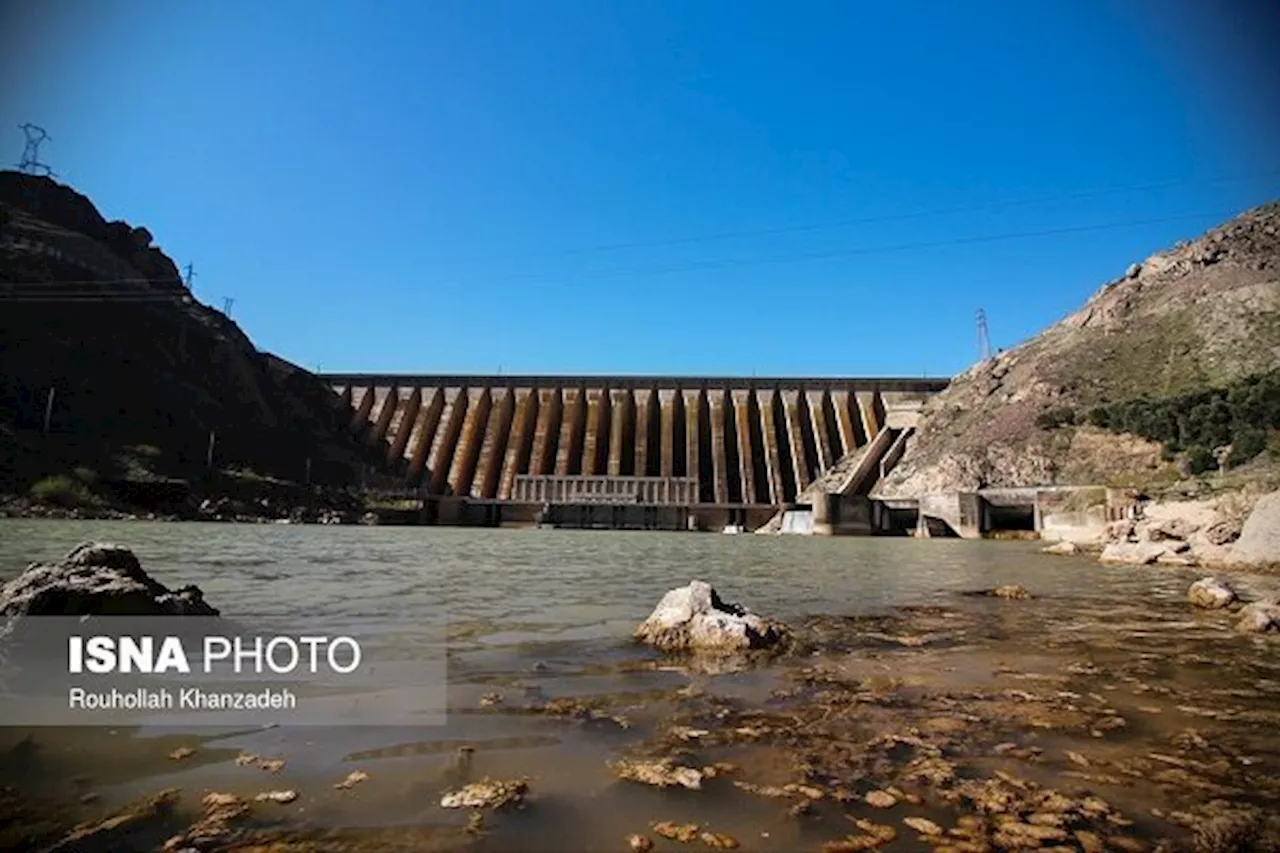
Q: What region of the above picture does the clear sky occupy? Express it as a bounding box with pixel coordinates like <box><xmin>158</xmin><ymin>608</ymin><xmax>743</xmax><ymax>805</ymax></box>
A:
<box><xmin>3</xmin><ymin>0</ymin><xmax>1279</xmax><ymax>378</ymax></box>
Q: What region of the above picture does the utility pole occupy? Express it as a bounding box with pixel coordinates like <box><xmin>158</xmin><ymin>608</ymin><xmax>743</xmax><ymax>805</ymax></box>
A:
<box><xmin>43</xmin><ymin>387</ymin><xmax>56</xmax><ymax>434</ymax></box>
<box><xmin>177</xmin><ymin>263</ymin><xmax>193</xmax><ymax>362</ymax></box>
<box><xmin>222</xmin><ymin>297</ymin><xmax>235</xmax><ymax>317</ymax></box>
<box><xmin>16</xmin><ymin>124</ymin><xmax>54</xmax><ymax>176</ymax></box>
<box><xmin>976</xmin><ymin>308</ymin><xmax>992</xmax><ymax>362</ymax></box>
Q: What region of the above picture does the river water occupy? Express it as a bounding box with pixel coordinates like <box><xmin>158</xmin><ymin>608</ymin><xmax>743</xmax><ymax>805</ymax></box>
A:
<box><xmin>1</xmin><ymin>520</ymin><xmax>1279</xmax><ymax>851</ymax></box>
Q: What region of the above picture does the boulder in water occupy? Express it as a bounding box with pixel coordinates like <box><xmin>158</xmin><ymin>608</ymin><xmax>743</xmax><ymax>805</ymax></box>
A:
<box><xmin>0</xmin><ymin>541</ymin><xmax>218</xmax><ymax>616</ymax></box>
<box><xmin>1236</xmin><ymin>600</ymin><xmax>1280</xmax><ymax>634</ymax></box>
<box><xmin>1042</xmin><ymin>541</ymin><xmax>1079</xmax><ymax>556</ymax></box>
<box><xmin>635</xmin><ymin>580</ymin><xmax>787</xmax><ymax>653</ymax></box>
<box><xmin>1187</xmin><ymin>577</ymin><xmax>1237</xmax><ymax>609</ymax></box>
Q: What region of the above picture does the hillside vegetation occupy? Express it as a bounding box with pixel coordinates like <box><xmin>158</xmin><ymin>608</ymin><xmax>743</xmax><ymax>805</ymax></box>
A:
<box><xmin>879</xmin><ymin>202</ymin><xmax>1280</xmax><ymax>497</ymax></box>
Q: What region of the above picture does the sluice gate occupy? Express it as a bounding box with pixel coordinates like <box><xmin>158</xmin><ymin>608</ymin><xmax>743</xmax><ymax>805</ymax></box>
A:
<box><xmin>321</xmin><ymin>374</ymin><xmax>947</xmax><ymax>508</ymax></box>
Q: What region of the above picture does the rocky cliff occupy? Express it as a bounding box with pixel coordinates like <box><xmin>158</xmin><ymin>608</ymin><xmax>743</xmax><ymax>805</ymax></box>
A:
<box><xmin>0</xmin><ymin>171</ymin><xmax>368</xmax><ymax>494</ymax></box>
<box><xmin>879</xmin><ymin>202</ymin><xmax>1280</xmax><ymax>497</ymax></box>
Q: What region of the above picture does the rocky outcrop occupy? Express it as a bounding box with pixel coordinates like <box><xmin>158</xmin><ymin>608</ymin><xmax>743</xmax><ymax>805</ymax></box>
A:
<box><xmin>1095</xmin><ymin>495</ymin><xmax>1257</xmax><ymax>568</ymax></box>
<box><xmin>878</xmin><ymin>202</ymin><xmax>1280</xmax><ymax>497</ymax></box>
<box><xmin>1229</xmin><ymin>490</ymin><xmax>1280</xmax><ymax>568</ymax></box>
<box><xmin>0</xmin><ymin>172</ymin><xmax>181</xmax><ymax>285</ymax></box>
<box><xmin>635</xmin><ymin>581</ymin><xmax>787</xmax><ymax>653</ymax></box>
<box><xmin>1187</xmin><ymin>577</ymin><xmax>1237</xmax><ymax>609</ymax></box>
<box><xmin>1100</xmin><ymin>540</ymin><xmax>1185</xmax><ymax>566</ymax></box>
<box><xmin>1</xmin><ymin>170</ymin><xmax>368</xmax><ymax>494</ymax></box>
<box><xmin>0</xmin><ymin>541</ymin><xmax>217</xmax><ymax>616</ymax></box>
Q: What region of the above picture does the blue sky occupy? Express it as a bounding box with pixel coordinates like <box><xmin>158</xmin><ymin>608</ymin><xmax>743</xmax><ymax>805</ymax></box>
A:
<box><xmin>3</xmin><ymin>0</ymin><xmax>1279</xmax><ymax>377</ymax></box>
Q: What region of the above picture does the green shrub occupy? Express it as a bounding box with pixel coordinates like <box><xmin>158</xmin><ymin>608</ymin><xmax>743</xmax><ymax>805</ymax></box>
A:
<box><xmin>1225</xmin><ymin>429</ymin><xmax>1268</xmax><ymax>468</ymax></box>
<box><xmin>1185</xmin><ymin>445</ymin><xmax>1218</xmax><ymax>476</ymax></box>
<box><xmin>1087</xmin><ymin>369</ymin><xmax>1280</xmax><ymax>453</ymax></box>
<box><xmin>71</xmin><ymin>466</ymin><xmax>99</xmax><ymax>485</ymax></box>
<box><xmin>29</xmin><ymin>475</ymin><xmax>96</xmax><ymax>508</ymax></box>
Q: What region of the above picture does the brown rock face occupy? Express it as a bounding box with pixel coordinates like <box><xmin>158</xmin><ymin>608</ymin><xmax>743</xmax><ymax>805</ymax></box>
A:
<box><xmin>878</xmin><ymin>202</ymin><xmax>1280</xmax><ymax>497</ymax></box>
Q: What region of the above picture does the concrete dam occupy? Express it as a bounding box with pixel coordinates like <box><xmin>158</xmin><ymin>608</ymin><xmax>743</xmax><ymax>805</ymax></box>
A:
<box><xmin>323</xmin><ymin>374</ymin><xmax>947</xmax><ymax>527</ymax></box>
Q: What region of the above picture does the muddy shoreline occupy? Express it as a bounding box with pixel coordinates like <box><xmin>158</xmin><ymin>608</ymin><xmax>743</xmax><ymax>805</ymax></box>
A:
<box><xmin>4</xmin><ymin>573</ymin><xmax>1279</xmax><ymax>852</ymax></box>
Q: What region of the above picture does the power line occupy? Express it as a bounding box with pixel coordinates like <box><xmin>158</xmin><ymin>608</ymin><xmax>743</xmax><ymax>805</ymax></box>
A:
<box><xmin>0</xmin><ymin>276</ymin><xmax>188</xmax><ymax>287</ymax></box>
<box><xmin>425</xmin><ymin>170</ymin><xmax>1280</xmax><ymax>264</ymax></box>
<box><xmin>0</xmin><ymin>206</ymin><xmax>1242</xmax><ymax>299</ymax></box>
<box><xmin>0</xmin><ymin>294</ymin><xmax>190</xmax><ymax>303</ymax></box>
<box><xmin>441</xmin><ymin>208</ymin><xmax>1240</xmax><ymax>288</ymax></box>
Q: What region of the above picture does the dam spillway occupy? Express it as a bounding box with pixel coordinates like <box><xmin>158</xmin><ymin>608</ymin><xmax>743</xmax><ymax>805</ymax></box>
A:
<box><xmin>322</xmin><ymin>375</ymin><xmax>948</xmax><ymax>512</ymax></box>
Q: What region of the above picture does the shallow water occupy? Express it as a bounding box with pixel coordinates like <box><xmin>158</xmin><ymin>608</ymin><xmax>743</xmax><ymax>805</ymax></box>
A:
<box><xmin>2</xmin><ymin>520</ymin><xmax>1279</xmax><ymax>851</ymax></box>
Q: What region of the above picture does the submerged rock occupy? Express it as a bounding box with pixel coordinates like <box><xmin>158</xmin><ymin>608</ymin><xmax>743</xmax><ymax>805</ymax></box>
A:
<box><xmin>0</xmin><ymin>541</ymin><xmax>217</xmax><ymax>616</ymax></box>
<box><xmin>963</xmin><ymin>585</ymin><xmax>1032</xmax><ymax>600</ymax></box>
<box><xmin>653</xmin><ymin>822</ymin><xmax>700</xmax><ymax>842</ymax></box>
<box><xmin>902</xmin><ymin>816</ymin><xmax>942</xmax><ymax>836</ymax></box>
<box><xmin>51</xmin><ymin>788</ymin><xmax>181</xmax><ymax>852</ymax></box>
<box><xmin>634</xmin><ymin>580</ymin><xmax>787</xmax><ymax>652</ymax></box>
<box><xmin>864</xmin><ymin>790</ymin><xmax>897</xmax><ymax>808</ymax></box>
<box><xmin>1188</xmin><ymin>577</ymin><xmax>1238</xmax><ymax>609</ymax></box>
<box><xmin>610</xmin><ymin>757</ymin><xmax>705</xmax><ymax>789</ymax></box>
<box><xmin>1236</xmin><ymin>600</ymin><xmax>1280</xmax><ymax>634</ymax></box>
<box><xmin>439</xmin><ymin>778</ymin><xmax>528</xmax><ymax>810</ymax></box>
<box><xmin>334</xmin><ymin>770</ymin><xmax>369</xmax><ymax>790</ymax></box>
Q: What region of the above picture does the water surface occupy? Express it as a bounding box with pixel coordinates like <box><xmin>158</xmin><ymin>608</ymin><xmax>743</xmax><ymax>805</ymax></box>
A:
<box><xmin>2</xmin><ymin>521</ymin><xmax>1278</xmax><ymax>851</ymax></box>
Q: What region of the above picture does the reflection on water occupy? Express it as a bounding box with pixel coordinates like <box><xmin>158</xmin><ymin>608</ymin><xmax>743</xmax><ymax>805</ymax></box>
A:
<box><xmin>2</xmin><ymin>520</ymin><xmax>1279</xmax><ymax>850</ymax></box>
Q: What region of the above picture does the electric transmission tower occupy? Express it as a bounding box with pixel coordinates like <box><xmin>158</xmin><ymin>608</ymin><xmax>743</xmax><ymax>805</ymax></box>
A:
<box><xmin>976</xmin><ymin>308</ymin><xmax>991</xmax><ymax>362</ymax></box>
<box><xmin>16</xmin><ymin>124</ymin><xmax>55</xmax><ymax>177</ymax></box>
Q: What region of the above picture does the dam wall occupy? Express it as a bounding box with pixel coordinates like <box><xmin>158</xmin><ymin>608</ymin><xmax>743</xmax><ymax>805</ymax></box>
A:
<box><xmin>322</xmin><ymin>374</ymin><xmax>948</xmax><ymax>508</ymax></box>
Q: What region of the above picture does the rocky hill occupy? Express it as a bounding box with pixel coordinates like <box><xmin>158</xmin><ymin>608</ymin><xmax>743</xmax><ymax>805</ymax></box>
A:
<box><xmin>878</xmin><ymin>201</ymin><xmax>1280</xmax><ymax>497</ymax></box>
<box><xmin>0</xmin><ymin>171</ymin><xmax>370</xmax><ymax>502</ymax></box>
